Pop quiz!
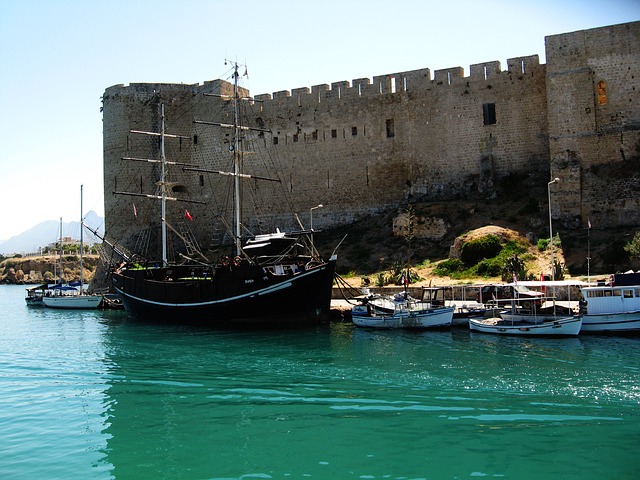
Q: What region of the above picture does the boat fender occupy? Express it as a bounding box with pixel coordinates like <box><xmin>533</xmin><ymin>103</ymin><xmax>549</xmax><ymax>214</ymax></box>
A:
<box><xmin>233</xmin><ymin>256</ymin><xmax>242</xmax><ymax>267</ymax></box>
<box><xmin>220</xmin><ymin>256</ymin><xmax>230</xmax><ymax>267</ymax></box>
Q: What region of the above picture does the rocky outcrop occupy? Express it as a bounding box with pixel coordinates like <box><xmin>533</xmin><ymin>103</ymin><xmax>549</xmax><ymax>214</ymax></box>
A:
<box><xmin>0</xmin><ymin>255</ymin><xmax>101</xmax><ymax>284</ymax></box>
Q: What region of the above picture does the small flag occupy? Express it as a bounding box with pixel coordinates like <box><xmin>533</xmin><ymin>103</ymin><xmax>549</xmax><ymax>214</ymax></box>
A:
<box><xmin>185</xmin><ymin>209</ymin><xmax>193</xmax><ymax>221</ymax></box>
<box><xmin>133</xmin><ymin>203</ymin><xmax>137</xmax><ymax>218</ymax></box>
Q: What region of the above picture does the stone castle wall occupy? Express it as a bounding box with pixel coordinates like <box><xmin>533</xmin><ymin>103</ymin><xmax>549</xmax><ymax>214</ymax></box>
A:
<box><xmin>102</xmin><ymin>21</ymin><xmax>640</xmax><ymax>258</ymax></box>
<box><xmin>546</xmin><ymin>21</ymin><xmax>640</xmax><ymax>228</ymax></box>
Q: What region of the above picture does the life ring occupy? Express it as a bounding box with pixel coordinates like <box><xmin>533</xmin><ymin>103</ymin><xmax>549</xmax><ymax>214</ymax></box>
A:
<box><xmin>522</xmin><ymin>300</ymin><xmax>532</xmax><ymax>310</ymax></box>
<box><xmin>233</xmin><ymin>255</ymin><xmax>242</xmax><ymax>267</ymax></box>
<box><xmin>220</xmin><ymin>255</ymin><xmax>230</xmax><ymax>267</ymax></box>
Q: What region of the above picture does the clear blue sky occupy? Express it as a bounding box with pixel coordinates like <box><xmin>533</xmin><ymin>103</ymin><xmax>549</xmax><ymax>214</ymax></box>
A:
<box><xmin>1</xmin><ymin>0</ymin><xmax>638</xmax><ymax>241</ymax></box>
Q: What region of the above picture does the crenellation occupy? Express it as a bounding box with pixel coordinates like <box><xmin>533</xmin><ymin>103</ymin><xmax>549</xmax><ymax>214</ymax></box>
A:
<box><xmin>507</xmin><ymin>55</ymin><xmax>541</xmax><ymax>75</ymax></box>
<box><xmin>470</xmin><ymin>61</ymin><xmax>501</xmax><ymax>80</ymax></box>
<box><xmin>433</xmin><ymin>67</ymin><xmax>465</xmax><ymax>86</ymax></box>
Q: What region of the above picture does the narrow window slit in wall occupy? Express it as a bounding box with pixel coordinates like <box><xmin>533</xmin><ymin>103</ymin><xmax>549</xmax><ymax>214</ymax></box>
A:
<box><xmin>391</xmin><ymin>77</ymin><xmax>396</xmax><ymax>93</ymax></box>
<box><xmin>386</xmin><ymin>118</ymin><xmax>395</xmax><ymax>138</ymax></box>
<box><xmin>403</xmin><ymin>77</ymin><xmax>407</xmax><ymax>91</ymax></box>
<box><xmin>483</xmin><ymin>103</ymin><xmax>497</xmax><ymax>125</ymax></box>
<box><xmin>484</xmin><ymin>66</ymin><xmax>488</xmax><ymax>80</ymax></box>
<box><xmin>521</xmin><ymin>60</ymin><xmax>526</xmax><ymax>74</ymax></box>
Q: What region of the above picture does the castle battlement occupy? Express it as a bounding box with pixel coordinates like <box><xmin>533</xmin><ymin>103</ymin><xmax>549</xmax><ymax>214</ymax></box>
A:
<box><xmin>102</xmin><ymin>22</ymin><xmax>640</xmax><ymax>259</ymax></box>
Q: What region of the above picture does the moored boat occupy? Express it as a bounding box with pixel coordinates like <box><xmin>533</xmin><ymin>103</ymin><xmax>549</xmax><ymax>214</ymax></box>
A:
<box><xmin>42</xmin><ymin>202</ymin><xmax>103</xmax><ymax>310</ymax></box>
<box><xmin>25</xmin><ymin>284</ymin><xmax>48</xmax><ymax>307</ymax></box>
<box><xmin>352</xmin><ymin>288</ymin><xmax>454</xmax><ymax>329</ymax></box>
<box><xmin>42</xmin><ymin>286</ymin><xmax>103</xmax><ymax>309</ymax></box>
<box><xmin>110</xmin><ymin>61</ymin><xmax>337</xmax><ymax>324</ymax></box>
<box><xmin>352</xmin><ymin>302</ymin><xmax>454</xmax><ymax>329</ymax></box>
<box><xmin>579</xmin><ymin>272</ymin><xmax>640</xmax><ymax>334</ymax></box>
<box><xmin>469</xmin><ymin>315</ymin><xmax>582</xmax><ymax>336</ymax></box>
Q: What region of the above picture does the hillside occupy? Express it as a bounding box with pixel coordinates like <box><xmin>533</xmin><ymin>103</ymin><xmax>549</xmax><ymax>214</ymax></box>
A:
<box><xmin>316</xmin><ymin>192</ymin><xmax>640</xmax><ymax>286</ymax></box>
<box><xmin>0</xmin><ymin>211</ymin><xmax>104</xmax><ymax>255</ymax></box>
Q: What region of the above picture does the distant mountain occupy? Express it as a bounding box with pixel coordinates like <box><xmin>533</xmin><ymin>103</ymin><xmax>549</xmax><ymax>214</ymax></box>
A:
<box><xmin>0</xmin><ymin>211</ymin><xmax>104</xmax><ymax>255</ymax></box>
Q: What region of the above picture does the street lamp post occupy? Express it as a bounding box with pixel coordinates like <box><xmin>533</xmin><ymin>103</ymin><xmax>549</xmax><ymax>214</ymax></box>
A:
<box><xmin>310</xmin><ymin>204</ymin><xmax>323</xmax><ymax>256</ymax></box>
<box><xmin>548</xmin><ymin>178</ymin><xmax>560</xmax><ymax>281</ymax></box>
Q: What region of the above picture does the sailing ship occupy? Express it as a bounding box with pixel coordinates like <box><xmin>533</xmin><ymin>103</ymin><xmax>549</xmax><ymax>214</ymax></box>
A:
<box><xmin>110</xmin><ymin>62</ymin><xmax>337</xmax><ymax>324</ymax></box>
<box><xmin>43</xmin><ymin>190</ymin><xmax>103</xmax><ymax>310</ymax></box>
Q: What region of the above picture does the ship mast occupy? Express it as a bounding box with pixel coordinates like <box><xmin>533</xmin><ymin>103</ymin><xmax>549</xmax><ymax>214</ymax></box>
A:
<box><xmin>232</xmin><ymin>64</ymin><xmax>242</xmax><ymax>256</ymax></box>
<box><xmin>79</xmin><ymin>184</ymin><xmax>84</xmax><ymax>293</ymax></box>
<box><xmin>161</xmin><ymin>104</ymin><xmax>167</xmax><ymax>265</ymax></box>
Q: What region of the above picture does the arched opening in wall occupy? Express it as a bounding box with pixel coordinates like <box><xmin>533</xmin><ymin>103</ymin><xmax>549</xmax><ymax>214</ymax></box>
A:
<box><xmin>391</xmin><ymin>77</ymin><xmax>396</xmax><ymax>93</ymax></box>
<box><xmin>358</xmin><ymin>84</ymin><xmax>362</xmax><ymax>96</ymax></box>
<box><xmin>447</xmin><ymin>72</ymin><xmax>452</xmax><ymax>85</ymax></box>
<box><xmin>597</xmin><ymin>80</ymin><xmax>607</xmax><ymax>105</ymax></box>
<box><xmin>403</xmin><ymin>77</ymin><xmax>408</xmax><ymax>91</ymax></box>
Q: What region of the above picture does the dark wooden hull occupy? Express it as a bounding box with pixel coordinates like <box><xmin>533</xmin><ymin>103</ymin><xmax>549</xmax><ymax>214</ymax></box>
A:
<box><xmin>111</xmin><ymin>258</ymin><xmax>336</xmax><ymax>325</ymax></box>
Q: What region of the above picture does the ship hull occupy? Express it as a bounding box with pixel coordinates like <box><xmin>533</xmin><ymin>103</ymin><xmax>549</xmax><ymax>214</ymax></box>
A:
<box><xmin>112</xmin><ymin>259</ymin><xmax>336</xmax><ymax>325</ymax></box>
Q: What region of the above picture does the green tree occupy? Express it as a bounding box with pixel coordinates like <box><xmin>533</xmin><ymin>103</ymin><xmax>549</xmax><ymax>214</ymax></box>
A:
<box><xmin>624</xmin><ymin>231</ymin><xmax>640</xmax><ymax>259</ymax></box>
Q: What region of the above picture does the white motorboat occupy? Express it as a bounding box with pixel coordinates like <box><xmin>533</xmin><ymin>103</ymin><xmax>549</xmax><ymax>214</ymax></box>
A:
<box><xmin>352</xmin><ymin>291</ymin><xmax>454</xmax><ymax>329</ymax></box>
<box><xmin>579</xmin><ymin>272</ymin><xmax>640</xmax><ymax>334</ymax></box>
<box><xmin>469</xmin><ymin>315</ymin><xmax>582</xmax><ymax>336</ymax></box>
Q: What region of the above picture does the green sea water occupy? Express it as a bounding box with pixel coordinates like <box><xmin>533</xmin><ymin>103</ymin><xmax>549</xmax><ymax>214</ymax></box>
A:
<box><xmin>0</xmin><ymin>284</ymin><xmax>638</xmax><ymax>479</ymax></box>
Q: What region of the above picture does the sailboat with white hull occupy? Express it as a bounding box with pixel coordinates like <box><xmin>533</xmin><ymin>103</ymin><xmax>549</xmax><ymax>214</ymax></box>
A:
<box><xmin>43</xmin><ymin>186</ymin><xmax>103</xmax><ymax>309</ymax></box>
<box><xmin>111</xmin><ymin>62</ymin><xmax>337</xmax><ymax>324</ymax></box>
